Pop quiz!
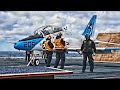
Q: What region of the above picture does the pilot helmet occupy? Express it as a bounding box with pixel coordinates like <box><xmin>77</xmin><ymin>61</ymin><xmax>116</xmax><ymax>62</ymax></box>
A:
<box><xmin>85</xmin><ymin>34</ymin><xmax>90</xmax><ymax>40</ymax></box>
<box><xmin>85</xmin><ymin>33</ymin><xmax>90</xmax><ymax>38</ymax></box>
<box><xmin>57</xmin><ymin>32</ymin><xmax>62</xmax><ymax>36</ymax></box>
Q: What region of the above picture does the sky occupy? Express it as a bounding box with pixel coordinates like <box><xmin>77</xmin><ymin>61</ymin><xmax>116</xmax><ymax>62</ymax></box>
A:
<box><xmin>0</xmin><ymin>11</ymin><xmax>120</xmax><ymax>51</ymax></box>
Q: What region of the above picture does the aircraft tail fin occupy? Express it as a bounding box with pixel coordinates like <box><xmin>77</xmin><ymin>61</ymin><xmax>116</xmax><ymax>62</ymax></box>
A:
<box><xmin>82</xmin><ymin>15</ymin><xmax>97</xmax><ymax>37</ymax></box>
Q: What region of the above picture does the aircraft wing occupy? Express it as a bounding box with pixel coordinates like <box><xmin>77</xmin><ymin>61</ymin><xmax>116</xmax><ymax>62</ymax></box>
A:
<box><xmin>66</xmin><ymin>47</ymin><xmax>120</xmax><ymax>54</ymax></box>
<box><xmin>95</xmin><ymin>47</ymin><xmax>120</xmax><ymax>54</ymax></box>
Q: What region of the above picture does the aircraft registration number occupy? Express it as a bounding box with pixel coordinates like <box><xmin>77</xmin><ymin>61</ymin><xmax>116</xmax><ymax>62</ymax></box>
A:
<box><xmin>24</xmin><ymin>42</ymin><xmax>35</xmax><ymax>48</ymax></box>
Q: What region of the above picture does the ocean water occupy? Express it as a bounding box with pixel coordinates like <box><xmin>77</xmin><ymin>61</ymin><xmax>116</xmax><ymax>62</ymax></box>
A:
<box><xmin>0</xmin><ymin>51</ymin><xmax>80</xmax><ymax>57</ymax></box>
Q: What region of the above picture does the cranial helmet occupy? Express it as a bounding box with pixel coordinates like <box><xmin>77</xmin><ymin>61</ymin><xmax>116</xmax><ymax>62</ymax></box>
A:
<box><xmin>47</xmin><ymin>35</ymin><xmax>51</xmax><ymax>39</ymax></box>
<box><xmin>57</xmin><ymin>32</ymin><xmax>62</xmax><ymax>36</ymax></box>
<box><xmin>85</xmin><ymin>33</ymin><xmax>90</xmax><ymax>38</ymax></box>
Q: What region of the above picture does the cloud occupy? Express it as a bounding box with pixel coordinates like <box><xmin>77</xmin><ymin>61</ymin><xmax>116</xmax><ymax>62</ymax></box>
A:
<box><xmin>0</xmin><ymin>11</ymin><xmax>120</xmax><ymax>51</ymax></box>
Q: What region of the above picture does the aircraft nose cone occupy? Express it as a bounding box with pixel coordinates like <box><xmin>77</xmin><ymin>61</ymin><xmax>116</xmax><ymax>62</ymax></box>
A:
<box><xmin>14</xmin><ymin>42</ymin><xmax>18</xmax><ymax>49</ymax></box>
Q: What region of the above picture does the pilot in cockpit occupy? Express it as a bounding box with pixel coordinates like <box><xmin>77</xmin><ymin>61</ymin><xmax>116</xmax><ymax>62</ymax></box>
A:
<box><xmin>34</xmin><ymin>32</ymin><xmax>44</xmax><ymax>38</ymax></box>
<box><xmin>42</xmin><ymin>30</ymin><xmax>50</xmax><ymax>35</ymax></box>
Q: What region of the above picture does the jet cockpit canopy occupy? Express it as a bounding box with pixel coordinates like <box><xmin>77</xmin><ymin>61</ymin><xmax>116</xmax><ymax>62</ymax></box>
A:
<box><xmin>33</xmin><ymin>25</ymin><xmax>63</xmax><ymax>37</ymax></box>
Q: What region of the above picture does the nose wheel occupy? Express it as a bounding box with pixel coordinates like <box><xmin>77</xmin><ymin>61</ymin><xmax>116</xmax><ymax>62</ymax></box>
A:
<box><xmin>34</xmin><ymin>59</ymin><xmax>40</xmax><ymax>66</ymax></box>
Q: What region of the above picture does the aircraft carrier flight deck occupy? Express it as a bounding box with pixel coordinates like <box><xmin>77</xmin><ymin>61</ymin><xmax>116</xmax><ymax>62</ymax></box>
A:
<box><xmin>0</xmin><ymin>57</ymin><xmax>120</xmax><ymax>79</ymax></box>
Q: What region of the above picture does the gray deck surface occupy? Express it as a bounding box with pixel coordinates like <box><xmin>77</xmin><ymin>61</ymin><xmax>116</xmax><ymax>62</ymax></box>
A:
<box><xmin>0</xmin><ymin>58</ymin><xmax>120</xmax><ymax>79</ymax></box>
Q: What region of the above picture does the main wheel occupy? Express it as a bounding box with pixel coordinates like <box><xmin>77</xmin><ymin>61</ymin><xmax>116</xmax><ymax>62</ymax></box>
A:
<box><xmin>34</xmin><ymin>59</ymin><xmax>40</xmax><ymax>66</ymax></box>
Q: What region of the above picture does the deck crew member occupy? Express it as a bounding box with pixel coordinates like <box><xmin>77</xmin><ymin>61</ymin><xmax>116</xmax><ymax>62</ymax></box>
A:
<box><xmin>80</xmin><ymin>34</ymin><xmax>96</xmax><ymax>73</ymax></box>
<box><xmin>54</xmin><ymin>32</ymin><xmax>66</xmax><ymax>69</ymax></box>
<box><xmin>25</xmin><ymin>51</ymin><xmax>31</xmax><ymax>61</ymax></box>
<box><xmin>44</xmin><ymin>35</ymin><xmax>54</xmax><ymax>67</ymax></box>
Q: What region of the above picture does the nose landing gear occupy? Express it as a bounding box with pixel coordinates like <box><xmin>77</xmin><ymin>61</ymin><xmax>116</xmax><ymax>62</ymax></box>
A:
<box><xmin>27</xmin><ymin>52</ymin><xmax>40</xmax><ymax>66</ymax></box>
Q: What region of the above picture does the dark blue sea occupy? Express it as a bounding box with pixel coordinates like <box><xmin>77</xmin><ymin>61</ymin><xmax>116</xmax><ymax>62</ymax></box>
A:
<box><xmin>0</xmin><ymin>51</ymin><xmax>80</xmax><ymax>57</ymax></box>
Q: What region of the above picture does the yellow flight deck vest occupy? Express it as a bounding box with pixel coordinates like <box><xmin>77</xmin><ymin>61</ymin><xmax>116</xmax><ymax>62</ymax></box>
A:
<box><xmin>54</xmin><ymin>38</ymin><xmax>65</xmax><ymax>50</ymax></box>
<box><xmin>44</xmin><ymin>40</ymin><xmax>53</xmax><ymax>51</ymax></box>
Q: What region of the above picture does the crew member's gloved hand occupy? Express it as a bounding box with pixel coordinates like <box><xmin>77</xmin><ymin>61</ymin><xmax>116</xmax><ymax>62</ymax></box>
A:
<box><xmin>79</xmin><ymin>51</ymin><xmax>82</xmax><ymax>55</ymax></box>
<box><xmin>64</xmin><ymin>48</ymin><xmax>68</xmax><ymax>53</ymax></box>
<box><xmin>93</xmin><ymin>53</ymin><xmax>96</xmax><ymax>56</ymax></box>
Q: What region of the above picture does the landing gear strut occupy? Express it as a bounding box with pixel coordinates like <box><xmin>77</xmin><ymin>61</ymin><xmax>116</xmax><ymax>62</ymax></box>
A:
<box><xmin>27</xmin><ymin>52</ymin><xmax>40</xmax><ymax>66</ymax></box>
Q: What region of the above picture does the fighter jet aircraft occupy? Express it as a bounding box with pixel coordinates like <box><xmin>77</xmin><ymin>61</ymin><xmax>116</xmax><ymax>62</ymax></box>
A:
<box><xmin>14</xmin><ymin>15</ymin><xmax>120</xmax><ymax>66</ymax></box>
